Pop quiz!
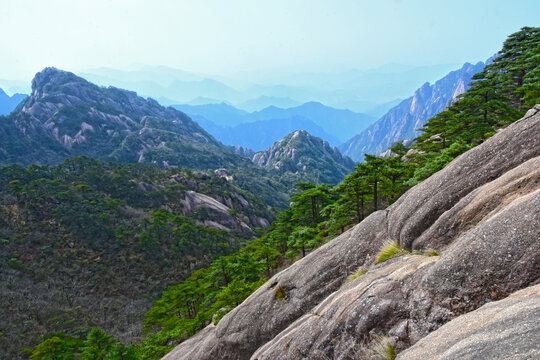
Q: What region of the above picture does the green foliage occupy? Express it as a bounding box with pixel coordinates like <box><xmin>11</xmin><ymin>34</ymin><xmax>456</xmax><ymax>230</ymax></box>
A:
<box><xmin>405</xmin><ymin>141</ymin><xmax>472</xmax><ymax>186</ymax></box>
<box><xmin>412</xmin><ymin>27</ymin><xmax>540</xmax><ymax>179</ymax></box>
<box><xmin>0</xmin><ymin>156</ymin><xmax>278</xmax><ymax>359</ymax></box>
<box><xmin>31</xmin><ymin>329</ymin><xmax>139</xmax><ymax>360</ymax></box>
<box><xmin>31</xmin><ymin>333</ymin><xmax>82</xmax><ymax>360</ymax></box>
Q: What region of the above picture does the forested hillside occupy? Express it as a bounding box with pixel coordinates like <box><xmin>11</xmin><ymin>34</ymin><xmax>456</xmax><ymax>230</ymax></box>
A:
<box><xmin>0</xmin><ymin>157</ymin><xmax>276</xmax><ymax>359</ymax></box>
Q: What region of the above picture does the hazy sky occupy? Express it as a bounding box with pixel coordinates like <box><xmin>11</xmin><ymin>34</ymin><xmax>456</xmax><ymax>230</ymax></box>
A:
<box><xmin>1</xmin><ymin>0</ymin><xmax>539</xmax><ymax>80</ymax></box>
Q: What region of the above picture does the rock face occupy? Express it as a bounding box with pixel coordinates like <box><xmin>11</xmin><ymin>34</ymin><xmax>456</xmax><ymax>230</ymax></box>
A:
<box><xmin>340</xmin><ymin>62</ymin><xmax>485</xmax><ymax>160</ymax></box>
<box><xmin>0</xmin><ymin>68</ymin><xmax>252</xmax><ymax>170</ymax></box>
<box><xmin>163</xmin><ymin>106</ymin><xmax>540</xmax><ymax>359</ymax></box>
<box><xmin>398</xmin><ymin>284</ymin><xmax>540</xmax><ymax>360</ymax></box>
<box><xmin>252</xmin><ymin>130</ymin><xmax>356</xmax><ymax>184</ymax></box>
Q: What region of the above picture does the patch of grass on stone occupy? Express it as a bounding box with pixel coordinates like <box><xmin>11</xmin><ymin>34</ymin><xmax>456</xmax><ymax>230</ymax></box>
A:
<box><xmin>425</xmin><ymin>249</ymin><xmax>439</xmax><ymax>256</ymax></box>
<box><xmin>347</xmin><ymin>266</ymin><xmax>368</xmax><ymax>282</ymax></box>
<box><xmin>274</xmin><ymin>285</ymin><xmax>287</xmax><ymax>301</ymax></box>
<box><xmin>375</xmin><ymin>241</ymin><xmax>410</xmax><ymax>264</ymax></box>
<box><xmin>371</xmin><ymin>335</ymin><xmax>396</xmax><ymax>360</ymax></box>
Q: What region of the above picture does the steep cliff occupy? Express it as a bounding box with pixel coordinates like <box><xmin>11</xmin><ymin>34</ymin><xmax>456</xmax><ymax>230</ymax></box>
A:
<box><xmin>164</xmin><ymin>105</ymin><xmax>540</xmax><ymax>359</ymax></box>
<box><xmin>340</xmin><ymin>62</ymin><xmax>485</xmax><ymax>160</ymax></box>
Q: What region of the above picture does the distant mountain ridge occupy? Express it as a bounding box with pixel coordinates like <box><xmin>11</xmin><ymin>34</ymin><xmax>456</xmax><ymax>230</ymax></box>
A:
<box><xmin>0</xmin><ymin>88</ymin><xmax>27</xmax><ymax>115</ymax></box>
<box><xmin>340</xmin><ymin>61</ymin><xmax>486</xmax><ymax>160</ymax></box>
<box><xmin>199</xmin><ymin>116</ymin><xmax>341</xmax><ymax>151</ymax></box>
<box><xmin>78</xmin><ymin>63</ymin><xmax>459</xmax><ymax>114</ymax></box>
<box><xmin>173</xmin><ymin>101</ymin><xmax>375</xmax><ymax>148</ymax></box>
<box><xmin>0</xmin><ymin>68</ymin><xmax>356</xmax><ymax>207</ymax></box>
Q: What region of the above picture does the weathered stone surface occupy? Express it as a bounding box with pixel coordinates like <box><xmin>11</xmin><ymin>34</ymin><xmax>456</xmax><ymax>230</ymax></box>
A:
<box><xmin>163</xmin><ymin>211</ymin><xmax>390</xmax><ymax>360</ymax></box>
<box><xmin>398</xmin><ymin>284</ymin><xmax>540</xmax><ymax>360</ymax></box>
<box><xmin>388</xmin><ymin>104</ymin><xmax>540</xmax><ymax>250</ymax></box>
<box><xmin>251</xmin><ymin>182</ymin><xmax>539</xmax><ymax>358</ymax></box>
<box><xmin>163</xmin><ymin>107</ymin><xmax>540</xmax><ymax>360</ymax></box>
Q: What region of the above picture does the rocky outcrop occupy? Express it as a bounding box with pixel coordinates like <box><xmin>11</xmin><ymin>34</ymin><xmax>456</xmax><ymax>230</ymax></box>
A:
<box><xmin>340</xmin><ymin>62</ymin><xmax>485</xmax><ymax>160</ymax></box>
<box><xmin>163</xmin><ymin>106</ymin><xmax>540</xmax><ymax>359</ymax></box>
<box><xmin>398</xmin><ymin>284</ymin><xmax>540</xmax><ymax>360</ymax></box>
<box><xmin>252</xmin><ymin>130</ymin><xmax>356</xmax><ymax>184</ymax></box>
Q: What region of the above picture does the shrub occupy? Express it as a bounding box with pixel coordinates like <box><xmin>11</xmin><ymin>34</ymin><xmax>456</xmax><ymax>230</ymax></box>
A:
<box><xmin>425</xmin><ymin>249</ymin><xmax>439</xmax><ymax>256</ymax></box>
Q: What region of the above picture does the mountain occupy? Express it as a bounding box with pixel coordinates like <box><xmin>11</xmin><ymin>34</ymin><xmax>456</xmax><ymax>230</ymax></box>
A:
<box><xmin>79</xmin><ymin>64</ymin><xmax>460</xmax><ymax>114</ymax></box>
<box><xmin>172</xmin><ymin>103</ymin><xmax>249</xmax><ymax>127</ymax></box>
<box><xmin>237</xmin><ymin>96</ymin><xmax>301</xmax><ymax>112</ymax></box>
<box><xmin>364</xmin><ymin>97</ymin><xmax>404</xmax><ymax>117</ymax></box>
<box><xmin>340</xmin><ymin>61</ymin><xmax>486</xmax><ymax>160</ymax></box>
<box><xmin>249</xmin><ymin>102</ymin><xmax>376</xmax><ymax>143</ymax></box>
<box><xmin>0</xmin><ymin>68</ymin><xmax>358</xmax><ymax>209</ymax></box>
<box><xmin>196</xmin><ymin>116</ymin><xmax>341</xmax><ymax>150</ymax></box>
<box><xmin>0</xmin><ymin>88</ymin><xmax>27</xmax><ymax>115</ymax></box>
<box><xmin>163</xmin><ymin>104</ymin><xmax>540</xmax><ymax>360</ymax></box>
<box><xmin>172</xmin><ymin>101</ymin><xmax>374</xmax><ymax>148</ymax></box>
<box><xmin>252</xmin><ymin>130</ymin><xmax>355</xmax><ymax>184</ymax></box>
<box><xmin>0</xmin><ymin>67</ymin><xmax>254</xmax><ymax>170</ymax></box>
<box><xmin>80</xmin><ymin>68</ymin><xmax>244</xmax><ymax>104</ymax></box>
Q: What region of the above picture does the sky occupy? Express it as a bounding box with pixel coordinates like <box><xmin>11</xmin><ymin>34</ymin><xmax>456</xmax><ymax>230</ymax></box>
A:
<box><xmin>1</xmin><ymin>0</ymin><xmax>539</xmax><ymax>81</ymax></box>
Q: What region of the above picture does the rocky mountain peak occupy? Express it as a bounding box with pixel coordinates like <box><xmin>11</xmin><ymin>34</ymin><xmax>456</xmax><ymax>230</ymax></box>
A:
<box><xmin>0</xmin><ymin>68</ymin><xmax>242</xmax><ymax>169</ymax></box>
<box><xmin>252</xmin><ymin>130</ymin><xmax>355</xmax><ymax>184</ymax></box>
<box><xmin>31</xmin><ymin>67</ymin><xmax>87</xmax><ymax>97</ymax></box>
<box><xmin>340</xmin><ymin>61</ymin><xmax>486</xmax><ymax>160</ymax></box>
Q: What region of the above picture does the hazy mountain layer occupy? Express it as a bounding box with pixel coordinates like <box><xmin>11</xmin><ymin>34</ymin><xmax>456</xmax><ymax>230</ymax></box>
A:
<box><xmin>0</xmin><ymin>88</ymin><xmax>27</xmax><ymax>115</ymax></box>
<box><xmin>0</xmin><ymin>68</ymin><xmax>253</xmax><ymax>170</ymax></box>
<box><xmin>175</xmin><ymin>101</ymin><xmax>375</xmax><ymax>147</ymax></box>
<box><xmin>340</xmin><ymin>61</ymin><xmax>486</xmax><ymax>160</ymax></box>
<box><xmin>196</xmin><ymin>116</ymin><xmax>341</xmax><ymax>150</ymax></box>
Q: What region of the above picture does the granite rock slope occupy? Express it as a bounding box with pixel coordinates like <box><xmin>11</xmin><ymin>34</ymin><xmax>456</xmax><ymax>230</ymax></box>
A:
<box><xmin>398</xmin><ymin>284</ymin><xmax>540</xmax><ymax>360</ymax></box>
<box><xmin>163</xmin><ymin>106</ymin><xmax>540</xmax><ymax>359</ymax></box>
